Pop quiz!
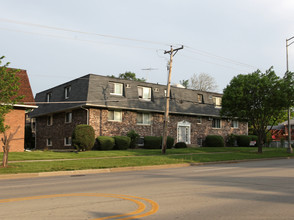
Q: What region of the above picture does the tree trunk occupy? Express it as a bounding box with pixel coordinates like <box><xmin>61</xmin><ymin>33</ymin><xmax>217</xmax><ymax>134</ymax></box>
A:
<box><xmin>1</xmin><ymin>127</ymin><xmax>19</xmax><ymax>168</ymax></box>
<box><xmin>257</xmin><ymin>132</ymin><xmax>264</xmax><ymax>154</ymax></box>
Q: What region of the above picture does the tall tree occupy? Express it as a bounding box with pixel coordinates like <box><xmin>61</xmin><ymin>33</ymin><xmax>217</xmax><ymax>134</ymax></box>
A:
<box><xmin>179</xmin><ymin>79</ymin><xmax>189</xmax><ymax>88</ymax></box>
<box><xmin>0</xmin><ymin>56</ymin><xmax>22</xmax><ymax>167</ymax></box>
<box><xmin>189</xmin><ymin>73</ymin><xmax>218</xmax><ymax>92</ymax></box>
<box><xmin>220</xmin><ymin>67</ymin><xmax>294</xmax><ymax>153</ymax></box>
<box><xmin>118</xmin><ymin>71</ymin><xmax>146</xmax><ymax>82</ymax></box>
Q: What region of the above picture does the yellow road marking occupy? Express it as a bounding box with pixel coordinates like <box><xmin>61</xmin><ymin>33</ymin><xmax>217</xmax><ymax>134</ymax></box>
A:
<box><xmin>0</xmin><ymin>193</ymin><xmax>159</xmax><ymax>219</ymax></box>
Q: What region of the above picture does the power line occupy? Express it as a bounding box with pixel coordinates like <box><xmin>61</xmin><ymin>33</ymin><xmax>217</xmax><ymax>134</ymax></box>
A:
<box><xmin>0</xmin><ymin>18</ymin><xmax>170</xmax><ymax>46</ymax></box>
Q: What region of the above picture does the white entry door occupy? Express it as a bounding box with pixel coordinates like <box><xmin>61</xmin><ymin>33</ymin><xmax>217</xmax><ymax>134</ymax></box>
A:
<box><xmin>177</xmin><ymin>121</ymin><xmax>191</xmax><ymax>144</ymax></box>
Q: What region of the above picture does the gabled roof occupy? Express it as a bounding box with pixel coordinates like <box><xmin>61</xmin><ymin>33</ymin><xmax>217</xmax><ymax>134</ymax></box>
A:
<box><xmin>30</xmin><ymin>74</ymin><xmax>222</xmax><ymax>117</ymax></box>
<box><xmin>15</xmin><ymin>69</ymin><xmax>36</xmax><ymax>105</ymax></box>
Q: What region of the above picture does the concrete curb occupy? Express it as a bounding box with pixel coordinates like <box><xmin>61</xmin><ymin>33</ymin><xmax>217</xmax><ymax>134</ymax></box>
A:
<box><xmin>0</xmin><ymin>157</ymin><xmax>293</xmax><ymax>180</ymax></box>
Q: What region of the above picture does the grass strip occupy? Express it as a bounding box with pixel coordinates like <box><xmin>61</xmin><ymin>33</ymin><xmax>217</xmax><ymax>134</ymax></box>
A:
<box><xmin>0</xmin><ymin>148</ymin><xmax>292</xmax><ymax>174</ymax></box>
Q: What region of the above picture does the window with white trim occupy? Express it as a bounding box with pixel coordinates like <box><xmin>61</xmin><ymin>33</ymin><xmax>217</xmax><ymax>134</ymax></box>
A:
<box><xmin>212</xmin><ymin>118</ymin><xmax>221</xmax><ymax>128</ymax></box>
<box><xmin>64</xmin><ymin>86</ymin><xmax>71</xmax><ymax>99</ymax></box>
<box><xmin>138</xmin><ymin>86</ymin><xmax>151</xmax><ymax>101</ymax></box>
<box><xmin>65</xmin><ymin>112</ymin><xmax>72</xmax><ymax>123</ymax></box>
<box><xmin>64</xmin><ymin>137</ymin><xmax>72</xmax><ymax>146</ymax></box>
<box><xmin>231</xmin><ymin>120</ymin><xmax>238</xmax><ymax>128</ymax></box>
<box><xmin>109</xmin><ymin>82</ymin><xmax>123</xmax><ymax>96</ymax></box>
<box><xmin>137</xmin><ymin>113</ymin><xmax>151</xmax><ymax>125</ymax></box>
<box><xmin>47</xmin><ymin>138</ymin><xmax>52</xmax><ymax>147</ymax></box>
<box><xmin>213</xmin><ymin>97</ymin><xmax>222</xmax><ymax>108</ymax></box>
<box><xmin>47</xmin><ymin>115</ymin><xmax>53</xmax><ymax>126</ymax></box>
<box><xmin>108</xmin><ymin>110</ymin><xmax>122</xmax><ymax>122</ymax></box>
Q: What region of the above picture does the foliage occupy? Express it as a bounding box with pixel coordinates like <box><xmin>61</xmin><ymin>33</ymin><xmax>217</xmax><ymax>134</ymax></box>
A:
<box><xmin>221</xmin><ymin>68</ymin><xmax>294</xmax><ymax>153</ymax></box>
<box><xmin>0</xmin><ymin>56</ymin><xmax>23</xmax><ymax>167</ymax></box>
<box><xmin>72</xmin><ymin>124</ymin><xmax>95</xmax><ymax>151</ymax></box>
<box><xmin>179</xmin><ymin>79</ymin><xmax>189</xmax><ymax>88</ymax></box>
<box><xmin>174</xmin><ymin>142</ymin><xmax>187</xmax><ymax>148</ymax></box>
<box><xmin>143</xmin><ymin>136</ymin><xmax>161</xmax><ymax>149</ymax></box>
<box><xmin>189</xmin><ymin>73</ymin><xmax>218</xmax><ymax>92</ymax></box>
<box><xmin>117</xmin><ymin>71</ymin><xmax>146</xmax><ymax>82</ymax></box>
<box><xmin>205</xmin><ymin>135</ymin><xmax>225</xmax><ymax>147</ymax></box>
<box><xmin>166</xmin><ymin>136</ymin><xmax>175</xmax><ymax>149</ymax></box>
<box><xmin>113</xmin><ymin>136</ymin><xmax>131</xmax><ymax>150</ymax></box>
<box><xmin>236</xmin><ymin>135</ymin><xmax>251</xmax><ymax>147</ymax></box>
<box><xmin>226</xmin><ymin>134</ymin><xmax>237</xmax><ymax>147</ymax></box>
<box><xmin>95</xmin><ymin>136</ymin><xmax>115</xmax><ymax>150</ymax></box>
<box><xmin>127</xmin><ymin>130</ymin><xmax>140</xmax><ymax>149</ymax></box>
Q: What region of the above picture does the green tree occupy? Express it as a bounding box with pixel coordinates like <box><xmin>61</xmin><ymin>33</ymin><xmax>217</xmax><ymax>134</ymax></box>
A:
<box><xmin>118</xmin><ymin>71</ymin><xmax>146</xmax><ymax>82</ymax></box>
<box><xmin>179</xmin><ymin>79</ymin><xmax>189</xmax><ymax>88</ymax></box>
<box><xmin>220</xmin><ymin>67</ymin><xmax>294</xmax><ymax>153</ymax></box>
<box><xmin>0</xmin><ymin>56</ymin><xmax>23</xmax><ymax>167</ymax></box>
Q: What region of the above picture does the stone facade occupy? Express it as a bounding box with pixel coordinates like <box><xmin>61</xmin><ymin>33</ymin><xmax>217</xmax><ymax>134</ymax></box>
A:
<box><xmin>36</xmin><ymin>107</ymin><xmax>247</xmax><ymax>149</ymax></box>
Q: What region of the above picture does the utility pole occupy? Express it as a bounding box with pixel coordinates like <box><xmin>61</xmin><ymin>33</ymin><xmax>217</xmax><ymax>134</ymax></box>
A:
<box><xmin>162</xmin><ymin>45</ymin><xmax>184</xmax><ymax>154</ymax></box>
<box><xmin>286</xmin><ymin>36</ymin><xmax>294</xmax><ymax>153</ymax></box>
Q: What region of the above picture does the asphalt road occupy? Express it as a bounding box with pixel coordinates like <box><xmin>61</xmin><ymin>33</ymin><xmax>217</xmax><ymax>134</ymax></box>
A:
<box><xmin>0</xmin><ymin>159</ymin><xmax>294</xmax><ymax>219</ymax></box>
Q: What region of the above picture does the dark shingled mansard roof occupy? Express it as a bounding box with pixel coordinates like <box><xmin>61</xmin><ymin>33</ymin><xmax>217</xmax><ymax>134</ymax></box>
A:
<box><xmin>30</xmin><ymin>74</ymin><xmax>222</xmax><ymax>117</ymax></box>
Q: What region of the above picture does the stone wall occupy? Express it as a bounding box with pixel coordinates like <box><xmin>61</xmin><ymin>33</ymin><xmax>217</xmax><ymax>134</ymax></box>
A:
<box><xmin>35</xmin><ymin>107</ymin><xmax>248</xmax><ymax>149</ymax></box>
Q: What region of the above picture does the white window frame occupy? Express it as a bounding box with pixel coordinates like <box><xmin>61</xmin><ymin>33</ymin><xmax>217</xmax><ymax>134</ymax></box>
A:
<box><xmin>65</xmin><ymin>112</ymin><xmax>72</xmax><ymax>123</ymax></box>
<box><xmin>231</xmin><ymin>120</ymin><xmax>238</xmax><ymax>128</ymax></box>
<box><xmin>212</xmin><ymin>118</ymin><xmax>221</xmax><ymax>129</ymax></box>
<box><xmin>64</xmin><ymin>137</ymin><xmax>72</xmax><ymax>146</ymax></box>
<box><xmin>46</xmin><ymin>93</ymin><xmax>52</xmax><ymax>103</ymax></box>
<box><xmin>64</xmin><ymin>86</ymin><xmax>71</xmax><ymax>99</ymax></box>
<box><xmin>137</xmin><ymin>112</ymin><xmax>152</xmax><ymax>125</ymax></box>
<box><xmin>198</xmin><ymin>94</ymin><xmax>204</xmax><ymax>103</ymax></box>
<box><xmin>47</xmin><ymin>138</ymin><xmax>52</xmax><ymax>147</ymax></box>
<box><xmin>138</xmin><ymin>86</ymin><xmax>151</xmax><ymax>101</ymax></box>
<box><xmin>213</xmin><ymin>97</ymin><xmax>222</xmax><ymax>108</ymax></box>
<box><xmin>108</xmin><ymin>110</ymin><xmax>122</xmax><ymax>122</ymax></box>
<box><xmin>47</xmin><ymin>115</ymin><xmax>53</xmax><ymax>126</ymax></box>
<box><xmin>109</xmin><ymin>82</ymin><xmax>123</xmax><ymax>96</ymax></box>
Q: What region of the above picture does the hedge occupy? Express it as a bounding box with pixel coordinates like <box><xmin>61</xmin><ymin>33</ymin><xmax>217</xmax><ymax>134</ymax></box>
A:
<box><xmin>143</xmin><ymin>136</ymin><xmax>162</xmax><ymax>149</ymax></box>
<box><xmin>95</xmin><ymin>136</ymin><xmax>115</xmax><ymax>150</ymax></box>
<box><xmin>72</xmin><ymin>124</ymin><xmax>95</xmax><ymax>151</ymax></box>
<box><xmin>205</xmin><ymin>135</ymin><xmax>224</xmax><ymax>147</ymax></box>
<box><xmin>113</xmin><ymin>136</ymin><xmax>131</xmax><ymax>150</ymax></box>
<box><xmin>236</xmin><ymin>135</ymin><xmax>251</xmax><ymax>147</ymax></box>
<box><xmin>127</xmin><ymin>130</ymin><xmax>140</xmax><ymax>149</ymax></box>
<box><xmin>174</xmin><ymin>142</ymin><xmax>187</xmax><ymax>148</ymax></box>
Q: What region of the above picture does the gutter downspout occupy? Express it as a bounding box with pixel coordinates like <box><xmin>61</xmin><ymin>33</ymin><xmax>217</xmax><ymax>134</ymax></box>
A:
<box><xmin>81</xmin><ymin>106</ymin><xmax>89</xmax><ymax>125</ymax></box>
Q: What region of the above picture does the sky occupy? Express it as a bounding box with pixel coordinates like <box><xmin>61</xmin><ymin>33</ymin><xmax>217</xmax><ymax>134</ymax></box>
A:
<box><xmin>1</xmin><ymin>0</ymin><xmax>294</xmax><ymax>96</ymax></box>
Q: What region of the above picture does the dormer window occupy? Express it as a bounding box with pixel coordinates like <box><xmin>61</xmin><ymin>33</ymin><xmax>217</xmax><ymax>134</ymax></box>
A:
<box><xmin>213</xmin><ymin>97</ymin><xmax>222</xmax><ymax>108</ymax></box>
<box><xmin>138</xmin><ymin>86</ymin><xmax>151</xmax><ymax>101</ymax></box>
<box><xmin>46</xmin><ymin>92</ymin><xmax>52</xmax><ymax>102</ymax></box>
<box><xmin>64</xmin><ymin>86</ymin><xmax>71</xmax><ymax>99</ymax></box>
<box><xmin>198</xmin><ymin>94</ymin><xmax>204</xmax><ymax>103</ymax></box>
<box><xmin>109</xmin><ymin>82</ymin><xmax>123</xmax><ymax>96</ymax></box>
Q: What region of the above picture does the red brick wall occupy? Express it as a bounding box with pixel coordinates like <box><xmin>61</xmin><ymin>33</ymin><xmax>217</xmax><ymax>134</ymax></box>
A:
<box><xmin>0</xmin><ymin>109</ymin><xmax>25</xmax><ymax>152</ymax></box>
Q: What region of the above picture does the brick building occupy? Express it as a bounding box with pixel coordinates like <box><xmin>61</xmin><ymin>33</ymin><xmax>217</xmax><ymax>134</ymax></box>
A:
<box><xmin>0</xmin><ymin>69</ymin><xmax>37</xmax><ymax>152</ymax></box>
<box><xmin>30</xmin><ymin>74</ymin><xmax>248</xmax><ymax>149</ymax></box>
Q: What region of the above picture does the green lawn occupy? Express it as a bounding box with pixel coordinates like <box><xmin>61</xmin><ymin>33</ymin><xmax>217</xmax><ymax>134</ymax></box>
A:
<box><xmin>0</xmin><ymin>147</ymin><xmax>292</xmax><ymax>174</ymax></box>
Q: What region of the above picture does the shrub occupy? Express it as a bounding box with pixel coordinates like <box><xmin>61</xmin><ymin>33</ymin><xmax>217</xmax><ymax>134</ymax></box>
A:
<box><xmin>113</xmin><ymin>136</ymin><xmax>131</xmax><ymax>150</ymax></box>
<box><xmin>167</xmin><ymin>136</ymin><xmax>175</xmax><ymax>149</ymax></box>
<box><xmin>205</xmin><ymin>135</ymin><xmax>224</xmax><ymax>147</ymax></box>
<box><xmin>95</xmin><ymin>136</ymin><xmax>115</xmax><ymax>150</ymax></box>
<box><xmin>127</xmin><ymin>130</ymin><xmax>140</xmax><ymax>149</ymax></box>
<box><xmin>226</xmin><ymin>134</ymin><xmax>237</xmax><ymax>147</ymax></box>
<box><xmin>236</xmin><ymin>135</ymin><xmax>251</xmax><ymax>147</ymax></box>
<box><xmin>174</xmin><ymin>142</ymin><xmax>187</xmax><ymax>148</ymax></box>
<box><xmin>143</xmin><ymin>136</ymin><xmax>161</xmax><ymax>149</ymax></box>
<box><xmin>72</xmin><ymin>124</ymin><xmax>95</xmax><ymax>151</ymax></box>
<box><xmin>248</xmin><ymin>135</ymin><xmax>258</xmax><ymax>142</ymax></box>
